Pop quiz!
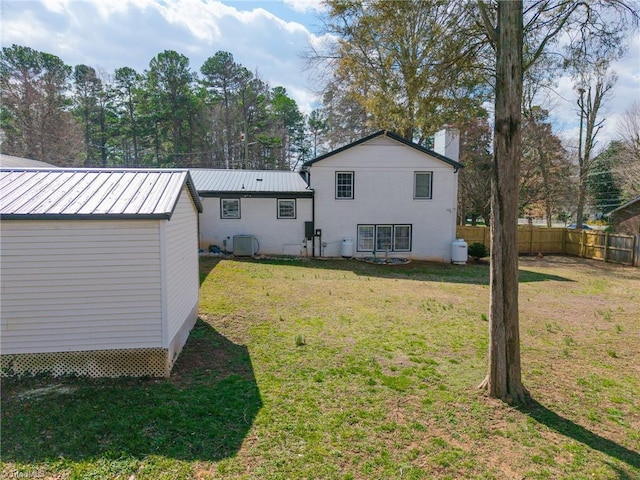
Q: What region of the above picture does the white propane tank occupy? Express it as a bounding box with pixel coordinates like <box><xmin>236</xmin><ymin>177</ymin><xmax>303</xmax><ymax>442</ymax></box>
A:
<box><xmin>451</xmin><ymin>238</ymin><xmax>468</xmax><ymax>265</ymax></box>
<box><xmin>341</xmin><ymin>237</ymin><xmax>354</xmax><ymax>258</ymax></box>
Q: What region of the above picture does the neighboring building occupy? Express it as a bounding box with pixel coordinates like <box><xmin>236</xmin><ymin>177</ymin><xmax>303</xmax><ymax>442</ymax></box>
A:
<box><xmin>301</xmin><ymin>130</ymin><xmax>463</xmax><ymax>261</ymax></box>
<box><xmin>0</xmin><ymin>168</ymin><xmax>202</xmax><ymax>377</ymax></box>
<box><xmin>609</xmin><ymin>196</ymin><xmax>640</xmax><ymax>235</ymax></box>
<box><xmin>190</xmin><ymin>169</ymin><xmax>313</xmax><ymax>256</ymax></box>
<box><xmin>0</xmin><ymin>154</ymin><xmax>55</xmax><ymax>168</ymax></box>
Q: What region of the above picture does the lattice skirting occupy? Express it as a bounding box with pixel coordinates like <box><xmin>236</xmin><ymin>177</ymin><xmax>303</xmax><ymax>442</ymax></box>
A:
<box><xmin>1</xmin><ymin>347</ymin><xmax>172</xmax><ymax>378</ymax></box>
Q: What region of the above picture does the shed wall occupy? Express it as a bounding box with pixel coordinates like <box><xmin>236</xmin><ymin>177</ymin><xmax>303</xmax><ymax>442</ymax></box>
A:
<box><xmin>163</xmin><ymin>188</ymin><xmax>200</xmax><ymax>360</ymax></box>
<box><xmin>0</xmin><ymin>220</ymin><xmax>163</xmax><ymax>354</ymax></box>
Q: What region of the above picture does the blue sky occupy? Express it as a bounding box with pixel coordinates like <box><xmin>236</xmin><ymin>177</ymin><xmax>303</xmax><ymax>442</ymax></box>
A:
<box><xmin>1</xmin><ymin>0</ymin><xmax>638</xmax><ymax>147</ymax></box>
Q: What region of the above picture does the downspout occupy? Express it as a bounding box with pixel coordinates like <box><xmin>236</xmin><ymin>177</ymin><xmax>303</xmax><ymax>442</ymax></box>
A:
<box><xmin>311</xmin><ymin>188</ymin><xmax>316</xmax><ymax>257</ymax></box>
<box><xmin>304</xmin><ymin>168</ymin><xmax>316</xmax><ymax>258</ymax></box>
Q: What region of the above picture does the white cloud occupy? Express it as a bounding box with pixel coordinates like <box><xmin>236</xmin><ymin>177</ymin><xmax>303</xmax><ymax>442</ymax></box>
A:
<box><xmin>282</xmin><ymin>0</ymin><xmax>325</xmax><ymax>14</ymax></box>
<box><xmin>1</xmin><ymin>0</ymin><xmax>326</xmax><ymax>113</ymax></box>
<box><xmin>40</xmin><ymin>0</ymin><xmax>66</xmax><ymax>14</ymax></box>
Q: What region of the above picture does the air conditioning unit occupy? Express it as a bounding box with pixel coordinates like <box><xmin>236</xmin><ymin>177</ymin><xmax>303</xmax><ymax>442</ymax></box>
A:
<box><xmin>233</xmin><ymin>235</ymin><xmax>257</xmax><ymax>256</ymax></box>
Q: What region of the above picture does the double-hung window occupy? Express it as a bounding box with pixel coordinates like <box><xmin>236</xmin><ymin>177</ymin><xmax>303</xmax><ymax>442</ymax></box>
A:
<box><xmin>357</xmin><ymin>224</ymin><xmax>412</xmax><ymax>252</ymax></box>
<box><xmin>414</xmin><ymin>171</ymin><xmax>433</xmax><ymax>199</ymax></box>
<box><xmin>358</xmin><ymin>225</ymin><xmax>375</xmax><ymax>251</ymax></box>
<box><xmin>277</xmin><ymin>199</ymin><xmax>296</xmax><ymax>219</ymax></box>
<box><xmin>221</xmin><ymin>198</ymin><xmax>240</xmax><ymax>219</ymax></box>
<box><xmin>393</xmin><ymin>225</ymin><xmax>411</xmax><ymax>251</ymax></box>
<box><xmin>376</xmin><ymin>225</ymin><xmax>393</xmax><ymax>251</ymax></box>
<box><xmin>336</xmin><ymin>171</ymin><xmax>354</xmax><ymax>199</ymax></box>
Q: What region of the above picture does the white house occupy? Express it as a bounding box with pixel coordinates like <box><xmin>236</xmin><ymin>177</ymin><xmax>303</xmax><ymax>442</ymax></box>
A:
<box><xmin>0</xmin><ymin>168</ymin><xmax>203</xmax><ymax>377</ymax></box>
<box><xmin>190</xmin><ymin>169</ymin><xmax>314</xmax><ymax>257</ymax></box>
<box><xmin>301</xmin><ymin>130</ymin><xmax>463</xmax><ymax>261</ymax></box>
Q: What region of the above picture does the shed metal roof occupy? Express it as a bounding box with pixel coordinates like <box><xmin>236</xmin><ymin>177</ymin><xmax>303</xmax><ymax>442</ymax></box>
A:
<box><xmin>0</xmin><ymin>168</ymin><xmax>202</xmax><ymax>220</ymax></box>
<box><xmin>189</xmin><ymin>169</ymin><xmax>312</xmax><ymax>197</ymax></box>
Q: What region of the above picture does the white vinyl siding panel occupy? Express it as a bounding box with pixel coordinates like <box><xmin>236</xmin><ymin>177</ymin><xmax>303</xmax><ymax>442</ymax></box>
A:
<box><xmin>0</xmin><ymin>220</ymin><xmax>163</xmax><ymax>354</ymax></box>
<box><xmin>163</xmin><ymin>188</ymin><xmax>200</xmax><ymax>347</ymax></box>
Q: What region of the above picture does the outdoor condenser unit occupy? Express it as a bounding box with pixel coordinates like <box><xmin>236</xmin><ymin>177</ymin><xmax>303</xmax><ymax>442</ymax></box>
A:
<box><xmin>233</xmin><ymin>235</ymin><xmax>257</xmax><ymax>256</ymax></box>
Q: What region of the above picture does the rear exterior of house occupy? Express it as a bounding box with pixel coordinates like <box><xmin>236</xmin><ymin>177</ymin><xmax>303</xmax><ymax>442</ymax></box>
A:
<box><xmin>0</xmin><ymin>168</ymin><xmax>202</xmax><ymax>377</ymax></box>
<box><xmin>302</xmin><ymin>130</ymin><xmax>462</xmax><ymax>261</ymax></box>
<box><xmin>190</xmin><ymin>169</ymin><xmax>313</xmax><ymax>256</ymax></box>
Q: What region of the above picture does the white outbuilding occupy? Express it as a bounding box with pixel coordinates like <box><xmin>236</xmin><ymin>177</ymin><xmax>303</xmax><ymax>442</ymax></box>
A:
<box><xmin>0</xmin><ymin>168</ymin><xmax>203</xmax><ymax>377</ymax></box>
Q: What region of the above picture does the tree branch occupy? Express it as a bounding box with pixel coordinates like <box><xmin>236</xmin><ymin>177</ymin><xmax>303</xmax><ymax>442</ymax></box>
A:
<box><xmin>477</xmin><ymin>0</ymin><xmax>497</xmax><ymax>50</ymax></box>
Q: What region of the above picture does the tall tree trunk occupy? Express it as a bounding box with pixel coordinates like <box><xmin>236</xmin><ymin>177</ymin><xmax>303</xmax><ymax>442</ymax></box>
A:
<box><xmin>478</xmin><ymin>0</ymin><xmax>528</xmax><ymax>404</ymax></box>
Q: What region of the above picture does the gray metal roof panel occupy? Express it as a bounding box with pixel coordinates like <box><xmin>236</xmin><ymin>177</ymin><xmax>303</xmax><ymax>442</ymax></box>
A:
<box><xmin>189</xmin><ymin>169</ymin><xmax>310</xmax><ymax>194</ymax></box>
<box><xmin>0</xmin><ymin>154</ymin><xmax>55</xmax><ymax>168</ymax></box>
<box><xmin>0</xmin><ymin>168</ymin><xmax>202</xmax><ymax>219</ymax></box>
<box><xmin>138</xmin><ymin>172</ymin><xmax>173</xmax><ymax>214</ymax></box>
<box><xmin>63</xmin><ymin>172</ymin><xmax>111</xmax><ymax>214</ymax></box>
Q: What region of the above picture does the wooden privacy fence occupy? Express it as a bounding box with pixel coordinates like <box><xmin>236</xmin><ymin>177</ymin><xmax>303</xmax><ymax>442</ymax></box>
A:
<box><xmin>456</xmin><ymin>226</ymin><xmax>639</xmax><ymax>267</ymax></box>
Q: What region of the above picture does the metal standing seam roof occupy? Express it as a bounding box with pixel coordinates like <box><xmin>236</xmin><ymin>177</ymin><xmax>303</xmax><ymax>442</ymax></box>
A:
<box><xmin>189</xmin><ymin>169</ymin><xmax>312</xmax><ymax>196</ymax></box>
<box><xmin>0</xmin><ymin>168</ymin><xmax>203</xmax><ymax>220</ymax></box>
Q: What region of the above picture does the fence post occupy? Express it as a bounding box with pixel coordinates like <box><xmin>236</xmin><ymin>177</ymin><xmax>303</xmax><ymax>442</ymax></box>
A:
<box><xmin>603</xmin><ymin>232</ymin><xmax>609</xmax><ymax>263</ymax></box>
<box><xmin>580</xmin><ymin>230</ymin><xmax>586</xmax><ymax>259</ymax></box>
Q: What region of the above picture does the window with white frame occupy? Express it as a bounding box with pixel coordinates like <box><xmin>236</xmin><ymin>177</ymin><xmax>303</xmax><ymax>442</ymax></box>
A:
<box><xmin>336</xmin><ymin>171</ymin><xmax>354</xmax><ymax>199</ymax></box>
<box><xmin>376</xmin><ymin>225</ymin><xmax>393</xmax><ymax>251</ymax></box>
<box><xmin>357</xmin><ymin>225</ymin><xmax>375</xmax><ymax>251</ymax></box>
<box><xmin>277</xmin><ymin>199</ymin><xmax>296</xmax><ymax>219</ymax></box>
<box><xmin>220</xmin><ymin>198</ymin><xmax>240</xmax><ymax>219</ymax></box>
<box><xmin>357</xmin><ymin>224</ymin><xmax>412</xmax><ymax>252</ymax></box>
<box><xmin>393</xmin><ymin>225</ymin><xmax>412</xmax><ymax>251</ymax></box>
<box><xmin>414</xmin><ymin>171</ymin><xmax>433</xmax><ymax>199</ymax></box>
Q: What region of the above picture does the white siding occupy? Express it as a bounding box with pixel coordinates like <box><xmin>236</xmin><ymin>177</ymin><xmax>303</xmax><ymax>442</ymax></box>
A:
<box><xmin>199</xmin><ymin>197</ymin><xmax>313</xmax><ymax>256</ymax></box>
<box><xmin>309</xmin><ymin>136</ymin><xmax>459</xmax><ymax>261</ymax></box>
<box><xmin>163</xmin><ymin>187</ymin><xmax>199</xmax><ymax>348</ymax></box>
<box><xmin>0</xmin><ymin>220</ymin><xmax>162</xmax><ymax>354</ymax></box>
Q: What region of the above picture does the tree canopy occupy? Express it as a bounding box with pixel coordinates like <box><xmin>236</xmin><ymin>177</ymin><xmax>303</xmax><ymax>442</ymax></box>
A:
<box><xmin>1</xmin><ymin>45</ymin><xmax>309</xmax><ymax>170</ymax></box>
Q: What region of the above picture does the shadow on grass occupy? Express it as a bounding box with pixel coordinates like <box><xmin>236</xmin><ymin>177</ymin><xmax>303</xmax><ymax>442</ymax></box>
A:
<box><xmin>221</xmin><ymin>256</ymin><xmax>573</xmax><ymax>285</ymax></box>
<box><xmin>518</xmin><ymin>399</ymin><xmax>640</xmax><ymax>470</ymax></box>
<box><xmin>199</xmin><ymin>256</ymin><xmax>222</xmax><ymax>286</ymax></box>
<box><xmin>0</xmin><ymin>319</ymin><xmax>262</xmax><ymax>463</ymax></box>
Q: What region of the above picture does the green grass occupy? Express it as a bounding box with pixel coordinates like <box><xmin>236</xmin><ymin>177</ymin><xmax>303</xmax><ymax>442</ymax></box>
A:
<box><xmin>2</xmin><ymin>255</ymin><xmax>639</xmax><ymax>479</ymax></box>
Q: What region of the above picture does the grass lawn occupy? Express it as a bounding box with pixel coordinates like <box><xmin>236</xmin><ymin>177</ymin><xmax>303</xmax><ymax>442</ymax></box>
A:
<box><xmin>2</xmin><ymin>255</ymin><xmax>639</xmax><ymax>479</ymax></box>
